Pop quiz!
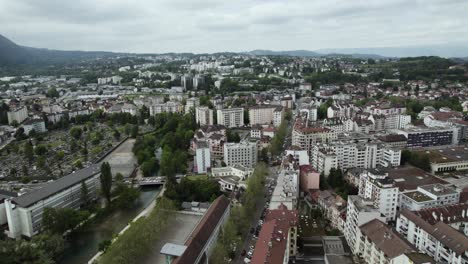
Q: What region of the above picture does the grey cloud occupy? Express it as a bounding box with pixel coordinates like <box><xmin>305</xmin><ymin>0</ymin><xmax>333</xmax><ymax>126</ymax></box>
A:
<box><xmin>0</xmin><ymin>0</ymin><xmax>467</xmax><ymax>53</ymax></box>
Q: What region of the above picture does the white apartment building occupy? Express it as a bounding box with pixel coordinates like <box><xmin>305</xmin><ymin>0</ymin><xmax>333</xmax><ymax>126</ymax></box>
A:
<box><xmin>248</xmin><ymin>105</ymin><xmax>283</xmax><ymax>126</ymax></box>
<box><xmin>149</xmin><ymin>101</ymin><xmax>184</xmax><ymax>115</ymax></box>
<box><xmin>273</xmin><ymin>107</ymin><xmax>284</xmax><ymax>127</ymax></box>
<box><xmin>223</xmin><ymin>141</ymin><xmax>257</xmax><ymax>168</ymax></box>
<box><xmin>4</xmin><ymin>165</ymin><xmax>100</xmax><ymax>238</ymax></box>
<box><xmin>195</xmin><ymin>141</ymin><xmax>211</xmax><ymax>174</ymax></box>
<box><xmin>217</xmin><ymin>108</ymin><xmax>244</xmax><ymax>128</ymax></box>
<box><xmin>7</xmin><ymin>106</ymin><xmax>28</xmax><ymax>125</ymax></box>
<box><xmin>399</xmin><ymin>184</ymin><xmax>460</xmax><ymax>211</ymax></box>
<box><xmin>355</xmin><ymin>219</ymin><xmax>415</xmax><ymax>264</ymax></box>
<box><xmin>310</xmin><ymin>142</ymin><xmax>401</xmax><ymax>174</ymax></box>
<box><xmin>185</xmin><ymin>97</ymin><xmax>200</xmax><ymax>113</ymax></box>
<box><xmin>396</xmin><ymin>208</ymin><xmax>468</xmax><ymax>264</ymax></box>
<box><xmin>310</xmin><ymin>147</ymin><xmax>337</xmax><ymax>176</ymax></box>
<box><xmin>195</xmin><ymin>106</ymin><xmax>214</xmax><ymax>126</ymax></box>
<box><xmin>358</xmin><ymin>171</ymin><xmax>399</xmax><ymax>221</ymax></box>
<box><xmin>344</xmin><ymin>195</ymin><xmax>386</xmax><ymax>254</ymax></box>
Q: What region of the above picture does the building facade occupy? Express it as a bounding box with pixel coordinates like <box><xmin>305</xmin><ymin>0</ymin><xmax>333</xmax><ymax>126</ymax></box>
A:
<box><xmin>217</xmin><ymin>108</ymin><xmax>244</xmax><ymax>128</ymax></box>
<box><xmin>223</xmin><ymin>141</ymin><xmax>258</xmax><ymax>168</ymax></box>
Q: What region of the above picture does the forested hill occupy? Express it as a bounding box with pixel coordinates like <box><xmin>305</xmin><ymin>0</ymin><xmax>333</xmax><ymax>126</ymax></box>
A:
<box><xmin>0</xmin><ymin>34</ymin><xmax>117</xmax><ymax>66</ymax></box>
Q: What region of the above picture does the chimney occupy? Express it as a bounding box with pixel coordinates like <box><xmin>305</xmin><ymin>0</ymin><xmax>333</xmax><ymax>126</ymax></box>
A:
<box><xmin>440</xmin><ymin>214</ymin><xmax>444</xmax><ymax>222</ymax></box>
<box><xmin>432</xmin><ymin>211</ymin><xmax>437</xmax><ymax>220</ymax></box>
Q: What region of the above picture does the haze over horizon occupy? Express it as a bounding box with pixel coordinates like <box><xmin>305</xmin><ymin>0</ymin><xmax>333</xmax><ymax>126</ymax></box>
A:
<box><xmin>1</xmin><ymin>0</ymin><xmax>468</xmax><ymax>54</ymax></box>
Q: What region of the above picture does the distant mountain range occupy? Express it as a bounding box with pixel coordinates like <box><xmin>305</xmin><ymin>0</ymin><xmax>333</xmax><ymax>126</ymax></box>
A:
<box><xmin>2</xmin><ymin>33</ymin><xmax>468</xmax><ymax>66</ymax></box>
<box><xmin>248</xmin><ymin>44</ymin><xmax>468</xmax><ymax>59</ymax></box>
<box><xmin>0</xmin><ymin>34</ymin><xmax>116</xmax><ymax>66</ymax></box>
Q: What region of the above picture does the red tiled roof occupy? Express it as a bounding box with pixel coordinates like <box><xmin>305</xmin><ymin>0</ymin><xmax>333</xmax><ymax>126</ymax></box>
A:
<box><xmin>173</xmin><ymin>195</ymin><xmax>230</xmax><ymax>264</ymax></box>
<box><xmin>251</xmin><ymin>204</ymin><xmax>298</xmax><ymax>264</ymax></box>
<box><xmin>406</xmin><ymin>203</ymin><xmax>468</xmax><ymax>225</ymax></box>
<box><xmin>360</xmin><ymin>219</ymin><xmax>415</xmax><ymax>259</ymax></box>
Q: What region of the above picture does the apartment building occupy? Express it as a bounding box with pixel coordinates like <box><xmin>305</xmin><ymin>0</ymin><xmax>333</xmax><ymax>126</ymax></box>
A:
<box><xmin>292</xmin><ymin>118</ymin><xmax>337</xmax><ymax>151</ymax></box>
<box><xmin>310</xmin><ymin>146</ymin><xmax>337</xmax><ymax>176</ymax></box>
<box><xmin>273</xmin><ymin>107</ymin><xmax>284</xmax><ymax>127</ymax></box>
<box><xmin>217</xmin><ymin>108</ymin><xmax>244</xmax><ymax>128</ymax></box>
<box><xmin>251</xmin><ymin>204</ymin><xmax>299</xmax><ymax>264</ymax></box>
<box><xmin>149</xmin><ymin>101</ymin><xmax>184</xmax><ymax>115</ymax></box>
<box><xmin>22</xmin><ymin>118</ymin><xmax>47</xmax><ymax>135</ymax></box>
<box><xmin>355</xmin><ymin>219</ymin><xmax>415</xmax><ymax>264</ymax></box>
<box><xmin>185</xmin><ymin>97</ymin><xmax>200</xmax><ymax>113</ymax></box>
<box><xmin>223</xmin><ymin>141</ymin><xmax>257</xmax><ymax>168</ymax></box>
<box><xmin>248</xmin><ymin>105</ymin><xmax>282</xmax><ymax>126</ymax></box>
<box><xmin>317</xmin><ymin>190</ymin><xmax>347</xmax><ymax>232</ymax></box>
<box><xmin>310</xmin><ymin>142</ymin><xmax>401</xmax><ymax>175</ymax></box>
<box><xmin>358</xmin><ymin>170</ymin><xmax>399</xmax><ymax>221</ymax></box>
<box><xmin>4</xmin><ymin>165</ymin><xmax>100</xmax><ymax>238</ymax></box>
<box><xmin>193</xmin><ymin>125</ymin><xmax>226</xmax><ymax>158</ymax></box>
<box><xmin>194</xmin><ymin>141</ymin><xmax>211</xmax><ymax>174</ymax></box>
<box><xmin>344</xmin><ymin>195</ymin><xmax>386</xmax><ymax>253</ymax></box>
<box><xmin>396</xmin><ymin>208</ymin><xmax>468</xmax><ymax>264</ymax></box>
<box><xmin>400</xmin><ymin>184</ymin><xmax>460</xmax><ymax>211</ymax></box>
<box><xmin>195</xmin><ymin>106</ymin><xmax>213</xmax><ymax>126</ymax></box>
<box><xmin>7</xmin><ymin>106</ymin><xmax>28</xmax><ymax>125</ymax></box>
<box><xmin>395</xmin><ymin>126</ymin><xmax>458</xmax><ymax>148</ymax></box>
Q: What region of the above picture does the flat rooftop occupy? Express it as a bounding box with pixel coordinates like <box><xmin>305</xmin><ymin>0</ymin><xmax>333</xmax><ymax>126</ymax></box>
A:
<box><xmin>12</xmin><ymin>164</ymin><xmax>101</xmax><ymax>208</ymax></box>
<box><xmin>386</xmin><ymin>166</ymin><xmax>447</xmax><ymax>191</ymax></box>
<box><xmin>402</xmin><ymin>191</ymin><xmax>433</xmax><ymax>202</ymax></box>
<box><xmin>416</xmin><ymin>146</ymin><xmax>468</xmax><ymax>164</ymax></box>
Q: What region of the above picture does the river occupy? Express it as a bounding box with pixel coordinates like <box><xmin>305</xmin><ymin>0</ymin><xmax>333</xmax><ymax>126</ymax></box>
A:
<box><xmin>59</xmin><ymin>186</ymin><xmax>160</xmax><ymax>264</ymax></box>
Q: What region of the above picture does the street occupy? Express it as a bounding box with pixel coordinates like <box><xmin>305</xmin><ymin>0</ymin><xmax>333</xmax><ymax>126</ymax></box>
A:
<box><xmin>233</xmin><ymin>166</ymin><xmax>279</xmax><ymax>264</ymax></box>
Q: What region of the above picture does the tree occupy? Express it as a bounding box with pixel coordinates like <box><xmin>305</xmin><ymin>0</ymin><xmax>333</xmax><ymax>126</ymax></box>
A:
<box><xmin>100</xmin><ymin>162</ymin><xmax>113</xmax><ymax>204</ymax></box>
<box><xmin>400</xmin><ymin>149</ymin><xmax>412</xmax><ymax>165</ymax></box>
<box><xmin>81</xmin><ymin>181</ymin><xmax>89</xmax><ymax>205</ymax></box>
<box><xmin>24</xmin><ymin>141</ymin><xmax>34</xmax><ymax>163</ymax></box>
<box><xmin>70</xmin><ymin>126</ymin><xmax>82</xmax><ymax>140</ymax></box>
<box><xmin>130</xmin><ymin>125</ymin><xmax>139</xmax><ymax>138</ymax></box>
<box><xmin>46</xmin><ymin>88</ymin><xmax>60</xmax><ymax>98</ymax></box>
<box><xmin>34</xmin><ymin>144</ymin><xmax>47</xmax><ymax>156</ymax></box>
<box><xmin>42</xmin><ymin>207</ymin><xmax>89</xmax><ymax>234</ymax></box>
<box><xmin>141</xmin><ymin>158</ymin><xmax>159</xmax><ymax>177</ymax></box>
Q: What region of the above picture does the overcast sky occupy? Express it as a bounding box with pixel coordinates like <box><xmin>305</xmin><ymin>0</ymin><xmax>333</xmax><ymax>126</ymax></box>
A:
<box><xmin>1</xmin><ymin>0</ymin><xmax>468</xmax><ymax>53</ymax></box>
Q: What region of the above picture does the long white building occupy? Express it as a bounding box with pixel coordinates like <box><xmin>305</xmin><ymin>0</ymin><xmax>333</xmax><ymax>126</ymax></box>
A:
<box><xmin>217</xmin><ymin>108</ymin><xmax>244</xmax><ymax>128</ymax></box>
<box><xmin>4</xmin><ymin>165</ymin><xmax>101</xmax><ymax>238</ymax></box>
<box><xmin>248</xmin><ymin>105</ymin><xmax>283</xmax><ymax>127</ymax></box>
<box><xmin>7</xmin><ymin>106</ymin><xmax>28</xmax><ymax>125</ymax></box>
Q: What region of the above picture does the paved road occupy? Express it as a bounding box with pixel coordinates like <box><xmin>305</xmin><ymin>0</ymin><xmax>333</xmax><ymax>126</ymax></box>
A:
<box><xmin>233</xmin><ymin>166</ymin><xmax>279</xmax><ymax>264</ymax></box>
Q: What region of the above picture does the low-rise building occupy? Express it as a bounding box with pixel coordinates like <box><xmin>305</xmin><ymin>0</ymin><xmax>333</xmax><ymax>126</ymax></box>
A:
<box><xmin>22</xmin><ymin>118</ymin><xmax>47</xmax><ymax>135</ymax></box>
<box><xmin>400</xmin><ymin>184</ymin><xmax>459</xmax><ymax>211</ymax></box>
<box><xmin>168</xmin><ymin>195</ymin><xmax>231</xmax><ymax>264</ymax></box>
<box><xmin>4</xmin><ymin>165</ymin><xmax>101</xmax><ymax>238</ymax></box>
